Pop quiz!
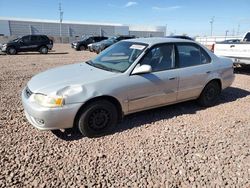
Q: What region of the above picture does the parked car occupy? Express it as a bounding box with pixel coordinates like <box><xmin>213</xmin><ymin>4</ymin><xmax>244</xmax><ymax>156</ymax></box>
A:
<box><xmin>0</xmin><ymin>35</ymin><xmax>53</xmax><ymax>55</ymax></box>
<box><xmin>22</xmin><ymin>38</ymin><xmax>234</xmax><ymax>137</ymax></box>
<box><xmin>71</xmin><ymin>36</ymin><xmax>108</xmax><ymax>51</ymax></box>
<box><xmin>91</xmin><ymin>35</ymin><xmax>135</xmax><ymax>53</ymax></box>
<box><xmin>213</xmin><ymin>31</ymin><xmax>250</xmax><ymax>66</ymax></box>
<box><xmin>166</xmin><ymin>35</ymin><xmax>194</xmax><ymax>40</ymax></box>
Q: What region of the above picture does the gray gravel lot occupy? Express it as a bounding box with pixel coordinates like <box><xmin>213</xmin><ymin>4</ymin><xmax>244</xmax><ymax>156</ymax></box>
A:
<box><xmin>0</xmin><ymin>44</ymin><xmax>249</xmax><ymax>187</ymax></box>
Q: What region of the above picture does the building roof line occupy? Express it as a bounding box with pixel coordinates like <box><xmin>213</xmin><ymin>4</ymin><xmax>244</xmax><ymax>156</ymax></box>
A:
<box><xmin>0</xmin><ymin>17</ymin><xmax>124</xmax><ymax>27</ymax></box>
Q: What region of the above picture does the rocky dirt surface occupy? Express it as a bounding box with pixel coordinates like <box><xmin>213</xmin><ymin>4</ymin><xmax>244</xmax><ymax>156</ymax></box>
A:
<box><xmin>0</xmin><ymin>44</ymin><xmax>249</xmax><ymax>187</ymax></box>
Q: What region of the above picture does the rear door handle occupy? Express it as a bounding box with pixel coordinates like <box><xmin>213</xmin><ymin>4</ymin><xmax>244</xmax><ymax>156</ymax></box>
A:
<box><xmin>206</xmin><ymin>71</ymin><xmax>211</xmax><ymax>74</ymax></box>
<box><xmin>169</xmin><ymin>77</ymin><xmax>177</xmax><ymax>80</ymax></box>
<box><xmin>230</xmin><ymin>45</ymin><xmax>235</xmax><ymax>48</ymax></box>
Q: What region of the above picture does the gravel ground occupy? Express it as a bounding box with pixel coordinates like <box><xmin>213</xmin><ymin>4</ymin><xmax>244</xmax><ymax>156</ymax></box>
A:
<box><xmin>0</xmin><ymin>44</ymin><xmax>249</xmax><ymax>187</ymax></box>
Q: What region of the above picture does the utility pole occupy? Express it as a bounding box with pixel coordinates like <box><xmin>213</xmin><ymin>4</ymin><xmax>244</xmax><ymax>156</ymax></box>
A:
<box><xmin>59</xmin><ymin>3</ymin><xmax>64</xmax><ymax>42</ymax></box>
<box><xmin>210</xmin><ymin>17</ymin><xmax>215</xmax><ymax>36</ymax></box>
<box><xmin>237</xmin><ymin>24</ymin><xmax>240</xmax><ymax>36</ymax></box>
<box><xmin>165</xmin><ymin>24</ymin><xmax>168</xmax><ymax>36</ymax></box>
<box><xmin>225</xmin><ymin>30</ymin><xmax>229</xmax><ymax>39</ymax></box>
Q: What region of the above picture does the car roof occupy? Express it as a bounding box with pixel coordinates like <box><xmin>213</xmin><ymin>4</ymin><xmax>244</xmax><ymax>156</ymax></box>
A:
<box><xmin>124</xmin><ymin>37</ymin><xmax>196</xmax><ymax>46</ymax></box>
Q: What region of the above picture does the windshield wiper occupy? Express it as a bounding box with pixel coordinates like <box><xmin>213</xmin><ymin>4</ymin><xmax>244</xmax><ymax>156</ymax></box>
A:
<box><xmin>86</xmin><ymin>60</ymin><xmax>94</xmax><ymax>66</ymax></box>
<box><xmin>86</xmin><ymin>60</ymin><xmax>121</xmax><ymax>73</ymax></box>
<box><xmin>94</xmin><ymin>63</ymin><xmax>121</xmax><ymax>73</ymax></box>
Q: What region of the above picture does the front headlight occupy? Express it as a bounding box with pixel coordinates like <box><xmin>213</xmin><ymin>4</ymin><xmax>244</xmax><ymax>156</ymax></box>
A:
<box><xmin>1</xmin><ymin>44</ymin><xmax>7</xmax><ymax>49</ymax></box>
<box><xmin>33</xmin><ymin>94</ymin><xmax>64</xmax><ymax>108</ymax></box>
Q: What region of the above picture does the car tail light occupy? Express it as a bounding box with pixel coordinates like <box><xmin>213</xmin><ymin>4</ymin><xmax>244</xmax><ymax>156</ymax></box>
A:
<box><xmin>211</xmin><ymin>44</ymin><xmax>215</xmax><ymax>52</ymax></box>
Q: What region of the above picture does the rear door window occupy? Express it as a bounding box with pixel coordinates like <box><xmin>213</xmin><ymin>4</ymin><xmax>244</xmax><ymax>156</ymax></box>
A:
<box><xmin>39</xmin><ymin>36</ymin><xmax>48</xmax><ymax>42</ymax></box>
<box><xmin>176</xmin><ymin>43</ymin><xmax>211</xmax><ymax>68</ymax></box>
<box><xmin>30</xmin><ymin>36</ymin><xmax>39</xmax><ymax>42</ymax></box>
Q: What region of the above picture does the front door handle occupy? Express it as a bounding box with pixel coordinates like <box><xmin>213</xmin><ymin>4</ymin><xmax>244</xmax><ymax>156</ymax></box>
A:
<box><xmin>230</xmin><ymin>45</ymin><xmax>235</xmax><ymax>48</ymax></box>
<box><xmin>206</xmin><ymin>71</ymin><xmax>211</xmax><ymax>74</ymax></box>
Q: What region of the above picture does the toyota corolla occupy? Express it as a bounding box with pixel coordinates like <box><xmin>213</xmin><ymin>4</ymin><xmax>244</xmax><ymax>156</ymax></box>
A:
<box><xmin>22</xmin><ymin>38</ymin><xmax>234</xmax><ymax>137</ymax></box>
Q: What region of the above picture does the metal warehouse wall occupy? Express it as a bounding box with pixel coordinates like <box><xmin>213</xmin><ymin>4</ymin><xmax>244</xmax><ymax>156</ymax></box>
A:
<box><xmin>0</xmin><ymin>19</ymin><xmax>166</xmax><ymax>43</ymax></box>
<box><xmin>129</xmin><ymin>31</ymin><xmax>165</xmax><ymax>37</ymax></box>
<box><xmin>9</xmin><ymin>21</ymin><xmax>118</xmax><ymax>37</ymax></box>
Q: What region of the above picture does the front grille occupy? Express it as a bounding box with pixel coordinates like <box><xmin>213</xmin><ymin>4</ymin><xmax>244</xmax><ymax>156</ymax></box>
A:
<box><xmin>25</xmin><ymin>87</ymin><xmax>33</xmax><ymax>98</ymax></box>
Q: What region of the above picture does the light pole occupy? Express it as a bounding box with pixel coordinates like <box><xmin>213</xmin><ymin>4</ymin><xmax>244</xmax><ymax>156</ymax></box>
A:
<box><xmin>59</xmin><ymin>3</ymin><xmax>64</xmax><ymax>42</ymax></box>
<box><xmin>210</xmin><ymin>17</ymin><xmax>214</xmax><ymax>36</ymax></box>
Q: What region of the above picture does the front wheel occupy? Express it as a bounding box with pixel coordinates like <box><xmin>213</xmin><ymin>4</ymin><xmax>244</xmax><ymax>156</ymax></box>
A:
<box><xmin>7</xmin><ymin>47</ymin><xmax>17</xmax><ymax>55</ymax></box>
<box><xmin>198</xmin><ymin>81</ymin><xmax>221</xmax><ymax>107</ymax></box>
<box><xmin>77</xmin><ymin>100</ymin><xmax>118</xmax><ymax>137</ymax></box>
<box><xmin>79</xmin><ymin>45</ymin><xmax>86</xmax><ymax>51</ymax></box>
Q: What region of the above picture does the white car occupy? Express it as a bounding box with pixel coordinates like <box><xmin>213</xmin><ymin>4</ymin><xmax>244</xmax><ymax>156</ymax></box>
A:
<box><xmin>22</xmin><ymin>38</ymin><xmax>234</xmax><ymax>137</ymax></box>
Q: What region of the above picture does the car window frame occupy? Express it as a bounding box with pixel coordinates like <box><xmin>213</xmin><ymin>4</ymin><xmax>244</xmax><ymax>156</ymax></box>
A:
<box><xmin>174</xmin><ymin>42</ymin><xmax>212</xmax><ymax>69</ymax></box>
<box><xmin>30</xmin><ymin>35</ymin><xmax>39</xmax><ymax>42</ymax></box>
<box><xmin>132</xmin><ymin>42</ymin><xmax>177</xmax><ymax>74</ymax></box>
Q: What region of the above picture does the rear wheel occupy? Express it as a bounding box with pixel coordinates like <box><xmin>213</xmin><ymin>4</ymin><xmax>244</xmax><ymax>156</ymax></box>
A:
<box><xmin>39</xmin><ymin>46</ymin><xmax>48</xmax><ymax>54</ymax></box>
<box><xmin>198</xmin><ymin>81</ymin><xmax>221</xmax><ymax>107</ymax></box>
<box><xmin>77</xmin><ymin>100</ymin><xmax>118</xmax><ymax>137</ymax></box>
<box><xmin>7</xmin><ymin>47</ymin><xmax>17</xmax><ymax>55</ymax></box>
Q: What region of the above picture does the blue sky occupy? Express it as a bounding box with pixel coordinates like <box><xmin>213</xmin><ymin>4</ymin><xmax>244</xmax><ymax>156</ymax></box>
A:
<box><xmin>0</xmin><ymin>0</ymin><xmax>249</xmax><ymax>36</ymax></box>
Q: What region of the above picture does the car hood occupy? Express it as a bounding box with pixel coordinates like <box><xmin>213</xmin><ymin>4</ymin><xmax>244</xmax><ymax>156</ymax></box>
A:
<box><xmin>5</xmin><ymin>41</ymin><xmax>16</xmax><ymax>46</ymax></box>
<box><xmin>93</xmin><ymin>40</ymin><xmax>114</xmax><ymax>46</ymax></box>
<box><xmin>27</xmin><ymin>62</ymin><xmax>117</xmax><ymax>94</ymax></box>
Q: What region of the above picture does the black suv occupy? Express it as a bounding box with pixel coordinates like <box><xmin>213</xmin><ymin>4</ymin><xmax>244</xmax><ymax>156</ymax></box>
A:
<box><xmin>71</xmin><ymin>36</ymin><xmax>108</xmax><ymax>51</ymax></box>
<box><xmin>0</xmin><ymin>35</ymin><xmax>53</xmax><ymax>55</ymax></box>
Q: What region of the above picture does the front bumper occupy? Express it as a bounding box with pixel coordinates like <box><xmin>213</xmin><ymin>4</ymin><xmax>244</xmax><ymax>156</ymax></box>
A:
<box><xmin>92</xmin><ymin>45</ymin><xmax>103</xmax><ymax>53</ymax></box>
<box><xmin>0</xmin><ymin>46</ymin><xmax>7</xmax><ymax>52</ymax></box>
<box><xmin>21</xmin><ymin>88</ymin><xmax>83</xmax><ymax>130</ymax></box>
<box><xmin>47</xmin><ymin>44</ymin><xmax>53</xmax><ymax>50</ymax></box>
<box><xmin>71</xmin><ymin>43</ymin><xmax>78</xmax><ymax>49</ymax></box>
<box><xmin>88</xmin><ymin>45</ymin><xmax>93</xmax><ymax>52</ymax></box>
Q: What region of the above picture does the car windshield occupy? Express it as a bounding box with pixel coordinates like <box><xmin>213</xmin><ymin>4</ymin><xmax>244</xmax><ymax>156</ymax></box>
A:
<box><xmin>12</xmin><ymin>37</ymin><xmax>20</xmax><ymax>42</ymax></box>
<box><xmin>88</xmin><ymin>41</ymin><xmax>147</xmax><ymax>72</ymax></box>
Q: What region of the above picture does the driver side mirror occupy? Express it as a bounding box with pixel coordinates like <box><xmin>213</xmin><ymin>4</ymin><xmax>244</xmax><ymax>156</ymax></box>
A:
<box><xmin>132</xmin><ymin>64</ymin><xmax>152</xmax><ymax>75</ymax></box>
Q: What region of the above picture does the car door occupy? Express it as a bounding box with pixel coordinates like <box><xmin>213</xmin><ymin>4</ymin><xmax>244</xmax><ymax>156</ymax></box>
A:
<box><xmin>19</xmin><ymin>35</ymin><xmax>32</xmax><ymax>52</ymax></box>
<box><xmin>127</xmin><ymin>44</ymin><xmax>179</xmax><ymax>112</ymax></box>
<box><xmin>30</xmin><ymin>35</ymin><xmax>41</xmax><ymax>51</ymax></box>
<box><xmin>176</xmin><ymin>43</ymin><xmax>213</xmax><ymax>101</ymax></box>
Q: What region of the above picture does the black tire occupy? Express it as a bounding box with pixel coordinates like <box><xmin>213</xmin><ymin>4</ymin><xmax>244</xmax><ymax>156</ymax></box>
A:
<box><xmin>79</xmin><ymin>45</ymin><xmax>86</xmax><ymax>51</ymax></box>
<box><xmin>39</xmin><ymin>46</ymin><xmax>48</xmax><ymax>54</ymax></box>
<box><xmin>77</xmin><ymin>100</ymin><xmax>118</xmax><ymax>137</ymax></box>
<box><xmin>7</xmin><ymin>47</ymin><xmax>17</xmax><ymax>55</ymax></box>
<box><xmin>96</xmin><ymin>49</ymin><xmax>101</xmax><ymax>54</ymax></box>
<box><xmin>198</xmin><ymin>81</ymin><xmax>221</xmax><ymax>107</ymax></box>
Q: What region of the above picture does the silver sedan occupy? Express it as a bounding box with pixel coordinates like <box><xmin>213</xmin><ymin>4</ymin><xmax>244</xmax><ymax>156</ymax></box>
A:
<box><xmin>22</xmin><ymin>38</ymin><xmax>234</xmax><ymax>137</ymax></box>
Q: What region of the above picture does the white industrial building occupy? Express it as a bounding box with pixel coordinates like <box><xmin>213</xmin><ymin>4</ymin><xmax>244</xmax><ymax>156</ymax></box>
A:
<box><xmin>0</xmin><ymin>17</ymin><xmax>166</xmax><ymax>42</ymax></box>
